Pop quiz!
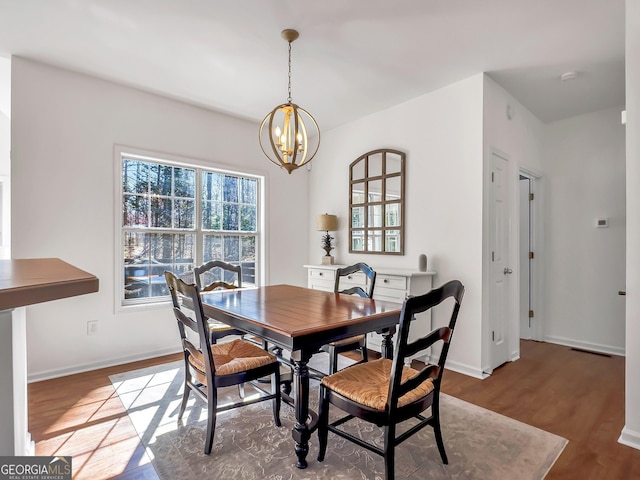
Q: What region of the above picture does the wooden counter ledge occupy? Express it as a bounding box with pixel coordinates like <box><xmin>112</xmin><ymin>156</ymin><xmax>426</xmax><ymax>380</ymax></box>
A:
<box><xmin>0</xmin><ymin>258</ymin><xmax>99</xmax><ymax>310</ymax></box>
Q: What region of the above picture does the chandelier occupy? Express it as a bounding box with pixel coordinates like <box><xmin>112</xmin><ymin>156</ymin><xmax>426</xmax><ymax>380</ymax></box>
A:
<box><xmin>259</xmin><ymin>29</ymin><xmax>320</xmax><ymax>174</ymax></box>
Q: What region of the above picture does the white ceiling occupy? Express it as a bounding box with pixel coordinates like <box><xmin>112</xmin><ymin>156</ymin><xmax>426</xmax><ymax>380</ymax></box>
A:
<box><xmin>0</xmin><ymin>0</ymin><xmax>626</xmax><ymax>128</ymax></box>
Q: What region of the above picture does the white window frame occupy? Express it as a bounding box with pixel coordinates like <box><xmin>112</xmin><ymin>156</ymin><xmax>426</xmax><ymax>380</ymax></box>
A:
<box><xmin>114</xmin><ymin>146</ymin><xmax>265</xmax><ymax>310</ymax></box>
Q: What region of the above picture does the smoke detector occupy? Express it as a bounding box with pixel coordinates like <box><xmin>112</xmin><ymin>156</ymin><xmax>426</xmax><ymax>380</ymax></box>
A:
<box><xmin>560</xmin><ymin>71</ymin><xmax>578</xmax><ymax>82</ymax></box>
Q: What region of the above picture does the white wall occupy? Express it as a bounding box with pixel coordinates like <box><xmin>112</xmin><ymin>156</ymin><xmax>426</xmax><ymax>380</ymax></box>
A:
<box><xmin>11</xmin><ymin>57</ymin><xmax>310</xmax><ymax>380</ymax></box>
<box><xmin>308</xmin><ymin>75</ymin><xmax>485</xmax><ymax>378</ymax></box>
<box><xmin>542</xmin><ymin>107</ymin><xmax>626</xmax><ymax>355</ymax></box>
<box><xmin>621</xmin><ymin>0</ymin><xmax>640</xmax><ymax>451</ymax></box>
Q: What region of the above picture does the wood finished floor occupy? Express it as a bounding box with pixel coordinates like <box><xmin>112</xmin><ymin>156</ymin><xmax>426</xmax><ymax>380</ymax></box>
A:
<box><xmin>28</xmin><ymin>341</ymin><xmax>640</xmax><ymax>479</ymax></box>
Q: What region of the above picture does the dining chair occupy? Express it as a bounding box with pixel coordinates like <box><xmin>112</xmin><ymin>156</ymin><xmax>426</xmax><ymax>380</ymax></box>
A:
<box><xmin>164</xmin><ymin>271</ymin><xmax>282</xmax><ymax>455</ymax></box>
<box><xmin>317</xmin><ymin>279</ymin><xmax>465</xmax><ymax>480</ymax></box>
<box><xmin>320</xmin><ymin>262</ymin><xmax>376</xmax><ymax>374</ymax></box>
<box><xmin>194</xmin><ymin>260</ymin><xmax>247</xmax><ymax>343</ymax></box>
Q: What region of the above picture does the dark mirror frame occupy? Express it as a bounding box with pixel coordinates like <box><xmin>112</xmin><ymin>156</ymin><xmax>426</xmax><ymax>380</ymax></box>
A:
<box><xmin>349</xmin><ymin>148</ymin><xmax>405</xmax><ymax>255</ymax></box>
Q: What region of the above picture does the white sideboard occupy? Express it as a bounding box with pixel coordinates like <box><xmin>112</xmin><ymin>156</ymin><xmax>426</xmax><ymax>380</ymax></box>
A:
<box><xmin>303</xmin><ymin>264</ymin><xmax>436</xmax><ymax>360</ymax></box>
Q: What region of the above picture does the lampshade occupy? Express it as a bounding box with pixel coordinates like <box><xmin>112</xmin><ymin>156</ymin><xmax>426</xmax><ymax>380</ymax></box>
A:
<box><xmin>259</xmin><ymin>29</ymin><xmax>320</xmax><ymax>174</ymax></box>
<box><xmin>317</xmin><ymin>214</ymin><xmax>338</xmax><ymax>232</ymax></box>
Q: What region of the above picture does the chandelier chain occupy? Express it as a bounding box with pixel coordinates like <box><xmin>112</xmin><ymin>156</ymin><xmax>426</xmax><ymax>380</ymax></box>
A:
<box><xmin>287</xmin><ymin>41</ymin><xmax>292</xmax><ymax>103</ymax></box>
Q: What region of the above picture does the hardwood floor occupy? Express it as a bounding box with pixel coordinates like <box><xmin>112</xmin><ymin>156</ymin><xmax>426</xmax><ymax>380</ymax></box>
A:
<box><xmin>28</xmin><ymin>341</ymin><xmax>640</xmax><ymax>479</ymax></box>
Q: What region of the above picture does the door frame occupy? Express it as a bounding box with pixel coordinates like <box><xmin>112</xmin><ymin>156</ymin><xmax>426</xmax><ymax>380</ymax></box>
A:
<box><xmin>518</xmin><ymin>167</ymin><xmax>545</xmax><ymax>342</ymax></box>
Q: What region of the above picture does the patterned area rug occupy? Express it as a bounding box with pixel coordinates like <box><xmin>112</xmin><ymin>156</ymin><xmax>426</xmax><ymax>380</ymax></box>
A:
<box><xmin>110</xmin><ymin>359</ymin><xmax>567</xmax><ymax>480</ymax></box>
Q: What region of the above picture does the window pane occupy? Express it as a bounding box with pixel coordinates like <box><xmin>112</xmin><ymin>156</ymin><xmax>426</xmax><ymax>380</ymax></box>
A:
<box><xmin>150</xmin><ymin>197</ymin><xmax>172</xmax><ymax>228</ymax></box>
<box><xmin>149</xmin><ymin>164</ymin><xmax>173</xmax><ymax>196</ymax></box>
<box><xmin>385</xmin><ymin>176</ymin><xmax>401</xmax><ymax>201</ymax></box>
<box><xmin>385</xmin><ymin>203</ymin><xmax>400</xmax><ymax>227</ymax></box>
<box><xmin>241</xmin><ymin>178</ymin><xmax>257</xmax><ymax>205</ymax></box>
<box><xmin>351</xmin><ymin>206</ymin><xmax>364</xmax><ymax>228</ymax></box>
<box><xmin>203</xmin><ymin>234</ymin><xmax>223</xmax><ymax>262</ymax></box>
<box><xmin>351</xmin><ymin>182</ymin><xmax>365</xmax><ymax>204</ymax></box>
<box><xmin>124</xmin><ymin>232</ymin><xmax>149</xmax><ymax>263</ymax></box>
<box><xmin>241</xmin><ymin>236</ymin><xmax>256</xmax><ymax>261</ymax></box>
<box><xmin>174</xmin><ymin>167</ymin><xmax>195</xmax><ymax>198</ymax></box>
<box><xmin>240</xmin><ymin>205</ymin><xmax>256</xmax><ymax>231</ymax></box>
<box><xmin>202</xmin><ymin>172</ymin><xmax>223</xmax><ymax>202</ymax></box>
<box><xmin>202</xmin><ymin>201</ymin><xmax>221</xmax><ymax>230</ymax></box>
<box><xmin>123</xmin><ymin>232</ymin><xmax>195</xmax><ymax>300</ymax></box>
<box><xmin>123</xmin><ymin>194</ymin><xmax>148</xmax><ymax>227</ymax></box>
<box><xmin>368</xmin><ymin>180</ymin><xmax>382</xmax><ymax>203</ymax></box>
<box><xmin>368</xmin><ymin>204</ymin><xmax>382</xmax><ymax>227</ymax></box>
<box><xmin>223</xmin><ymin>175</ymin><xmax>239</xmax><ymax>203</ymax></box>
<box><xmin>352</xmin><ymin>158</ymin><xmax>365</xmax><ymax>181</ymax></box>
<box><xmin>386</xmin><ymin>153</ymin><xmax>402</xmax><ymax>174</ymax></box>
<box><xmin>385</xmin><ymin>230</ymin><xmax>401</xmax><ymax>253</ymax></box>
<box><xmin>173</xmin><ymin>234</ymin><xmax>195</xmax><ymax>266</ymax></box>
<box><xmin>223</xmin><ymin>203</ymin><xmax>239</xmax><ymax>230</ymax></box>
<box><xmin>352</xmin><ymin>230</ymin><xmax>364</xmax><ymax>251</ymax></box>
<box><xmin>123</xmin><ymin>159</ymin><xmax>148</xmax><ymax>194</ymax></box>
<box><xmin>174</xmin><ymin>199</ymin><xmax>195</xmax><ymax>229</ymax></box>
<box><xmin>368</xmin><ymin>153</ymin><xmax>383</xmax><ymax>177</ymax></box>
<box><xmin>368</xmin><ymin>230</ymin><xmax>383</xmax><ymax>252</ymax></box>
<box><xmin>224</xmin><ymin>235</ymin><xmax>240</xmax><ymax>262</ymax></box>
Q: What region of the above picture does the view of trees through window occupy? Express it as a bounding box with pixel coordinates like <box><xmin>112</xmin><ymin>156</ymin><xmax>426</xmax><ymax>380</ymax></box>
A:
<box><xmin>122</xmin><ymin>156</ymin><xmax>260</xmax><ymax>304</ymax></box>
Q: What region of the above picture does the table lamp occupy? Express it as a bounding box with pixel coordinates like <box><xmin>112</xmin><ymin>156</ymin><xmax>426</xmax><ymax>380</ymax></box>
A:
<box><xmin>316</xmin><ymin>214</ymin><xmax>338</xmax><ymax>265</ymax></box>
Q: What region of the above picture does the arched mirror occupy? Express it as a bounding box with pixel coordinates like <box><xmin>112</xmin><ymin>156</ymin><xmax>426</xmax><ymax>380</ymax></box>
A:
<box><xmin>349</xmin><ymin>149</ymin><xmax>405</xmax><ymax>255</ymax></box>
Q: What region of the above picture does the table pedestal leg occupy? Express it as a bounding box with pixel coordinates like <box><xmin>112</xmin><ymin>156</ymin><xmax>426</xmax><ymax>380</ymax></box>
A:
<box><xmin>380</xmin><ymin>326</ymin><xmax>397</xmax><ymax>359</ymax></box>
<box><xmin>290</xmin><ymin>350</ymin><xmax>312</xmax><ymax>469</ymax></box>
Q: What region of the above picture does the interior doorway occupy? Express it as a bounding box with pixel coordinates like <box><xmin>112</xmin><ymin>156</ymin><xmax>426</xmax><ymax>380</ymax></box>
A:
<box><xmin>518</xmin><ymin>170</ymin><xmax>542</xmax><ymax>342</ymax></box>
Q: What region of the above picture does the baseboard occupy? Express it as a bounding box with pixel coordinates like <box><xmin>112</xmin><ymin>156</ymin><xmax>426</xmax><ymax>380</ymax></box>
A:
<box><xmin>619</xmin><ymin>426</ymin><xmax>640</xmax><ymax>450</ymax></box>
<box><xmin>544</xmin><ymin>335</ymin><xmax>625</xmax><ymax>357</ymax></box>
<box><xmin>441</xmin><ymin>358</ymin><xmax>487</xmax><ymax>379</ymax></box>
<box><xmin>27</xmin><ymin>346</ymin><xmax>181</xmax><ymax>383</ymax></box>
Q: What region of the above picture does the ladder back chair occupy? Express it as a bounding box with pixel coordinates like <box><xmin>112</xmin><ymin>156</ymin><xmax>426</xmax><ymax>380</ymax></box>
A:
<box><xmin>320</xmin><ymin>262</ymin><xmax>376</xmax><ymax>374</ymax></box>
<box><xmin>164</xmin><ymin>271</ymin><xmax>282</xmax><ymax>455</ymax></box>
<box><xmin>317</xmin><ymin>279</ymin><xmax>465</xmax><ymax>480</ymax></box>
<box><xmin>194</xmin><ymin>260</ymin><xmax>247</xmax><ymax>343</ymax></box>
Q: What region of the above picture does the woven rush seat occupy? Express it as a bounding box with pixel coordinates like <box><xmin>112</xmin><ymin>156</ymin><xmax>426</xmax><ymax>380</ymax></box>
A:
<box><xmin>208</xmin><ymin>319</ymin><xmax>240</xmax><ymax>333</ymax></box>
<box><xmin>321</xmin><ymin>358</ymin><xmax>435</xmax><ymax>411</ymax></box>
<box><xmin>188</xmin><ymin>338</ymin><xmax>278</xmax><ymax>378</ymax></box>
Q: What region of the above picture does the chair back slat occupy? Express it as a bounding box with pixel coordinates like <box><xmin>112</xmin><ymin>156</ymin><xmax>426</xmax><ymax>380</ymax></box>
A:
<box><xmin>334</xmin><ymin>262</ymin><xmax>376</xmax><ymax>298</ymax></box>
<box><xmin>194</xmin><ymin>260</ymin><xmax>242</xmax><ymax>291</ymax></box>
<box><xmin>396</xmin><ymin>364</ymin><xmax>440</xmax><ymax>398</ymax></box>
<box><xmin>387</xmin><ymin>280</ymin><xmax>465</xmax><ymax>411</ymax></box>
<box><xmin>402</xmin><ymin>326</ymin><xmax>450</xmax><ymax>360</ymax></box>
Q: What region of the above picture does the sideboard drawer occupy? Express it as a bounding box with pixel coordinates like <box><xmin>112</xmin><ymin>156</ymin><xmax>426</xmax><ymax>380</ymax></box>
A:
<box><xmin>308</xmin><ymin>268</ymin><xmax>335</xmax><ymax>282</ymax></box>
<box><xmin>377</xmin><ymin>274</ymin><xmax>406</xmax><ymax>291</ymax></box>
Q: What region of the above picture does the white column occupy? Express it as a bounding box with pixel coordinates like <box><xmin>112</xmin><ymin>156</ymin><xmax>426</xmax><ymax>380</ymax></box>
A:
<box><xmin>621</xmin><ymin>0</ymin><xmax>640</xmax><ymax>451</ymax></box>
<box><xmin>0</xmin><ymin>307</ymin><xmax>33</xmax><ymax>455</ymax></box>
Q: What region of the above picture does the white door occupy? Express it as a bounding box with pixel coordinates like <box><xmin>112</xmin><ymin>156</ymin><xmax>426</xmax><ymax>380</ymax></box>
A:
<box><xmin>519</xmin><ymin>175</ymin><xmax>534</xmax><ymax>339</ymax></box>
<box><xmin>489</xmin><ymin>152</ymin><xmax>511</xmax><ymax>369</ymax></box>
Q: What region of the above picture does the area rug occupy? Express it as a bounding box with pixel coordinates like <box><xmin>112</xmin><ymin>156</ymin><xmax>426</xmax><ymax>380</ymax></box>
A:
<box><xmin>110</xmin><ymin>359</ymin><xmax>567</xmax><ymax>480</ymax></box>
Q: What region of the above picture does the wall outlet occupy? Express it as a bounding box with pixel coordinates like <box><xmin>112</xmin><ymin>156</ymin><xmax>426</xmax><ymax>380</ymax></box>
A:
<box><xmin>87</xmin><ymin>320</ymin><xmax>99</xmax><ymax>336</ymax></box>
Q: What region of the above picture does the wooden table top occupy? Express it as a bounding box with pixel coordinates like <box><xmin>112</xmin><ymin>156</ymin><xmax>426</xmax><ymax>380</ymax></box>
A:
<box><xmin>200</xmin><ymin>284</ymin><xmax>403</xmax><ymax>349</ymax></box>
<box><xmin>0</xmin><ymin>258</ymin><xmax>99</xmax><ymax>310</ymax></box>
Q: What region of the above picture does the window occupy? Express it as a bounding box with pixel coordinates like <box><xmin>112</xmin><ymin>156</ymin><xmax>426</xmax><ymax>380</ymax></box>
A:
<box><xmin>120</xmin><ymin>152</ymin><xmax>262</xmax><ymax>306</ymax></box>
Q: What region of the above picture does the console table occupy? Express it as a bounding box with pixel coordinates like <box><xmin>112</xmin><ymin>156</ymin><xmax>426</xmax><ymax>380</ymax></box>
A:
<box><xmin>0</xmin><ymin>258</ymin><xmax>99</xmax><ymax>455</ymax></box>
<box><xmin>303</xmin><ymin>264</ymin><xmax>435</xmax><ymax>358</ymax></box>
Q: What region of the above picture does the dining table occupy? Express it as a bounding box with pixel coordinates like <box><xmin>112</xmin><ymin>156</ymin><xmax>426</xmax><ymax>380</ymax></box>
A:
<box><xmin>197</xmin><ymin>284</ymin><xmax>403</xmax><ymax>469</ymax></box>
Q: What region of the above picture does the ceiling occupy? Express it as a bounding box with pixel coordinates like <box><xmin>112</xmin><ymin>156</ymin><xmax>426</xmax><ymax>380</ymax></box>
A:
<box><xmin>0</xmin><ymin>0</ymin><xmax>626</xmax><ymax>128</ymax></box>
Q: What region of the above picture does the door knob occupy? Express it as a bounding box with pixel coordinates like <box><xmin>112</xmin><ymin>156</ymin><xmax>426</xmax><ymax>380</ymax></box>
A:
<box><xmin>503</xmin><ymin>267</ymin><xmax>513</xmax><ymax>275</ymax></box>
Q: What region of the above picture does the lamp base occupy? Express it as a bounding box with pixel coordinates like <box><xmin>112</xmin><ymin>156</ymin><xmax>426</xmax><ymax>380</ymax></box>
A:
<box><xmin>321</xmin><ymin>255</ymin><xmax>335</xmax><ymax>265</ymax></box>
